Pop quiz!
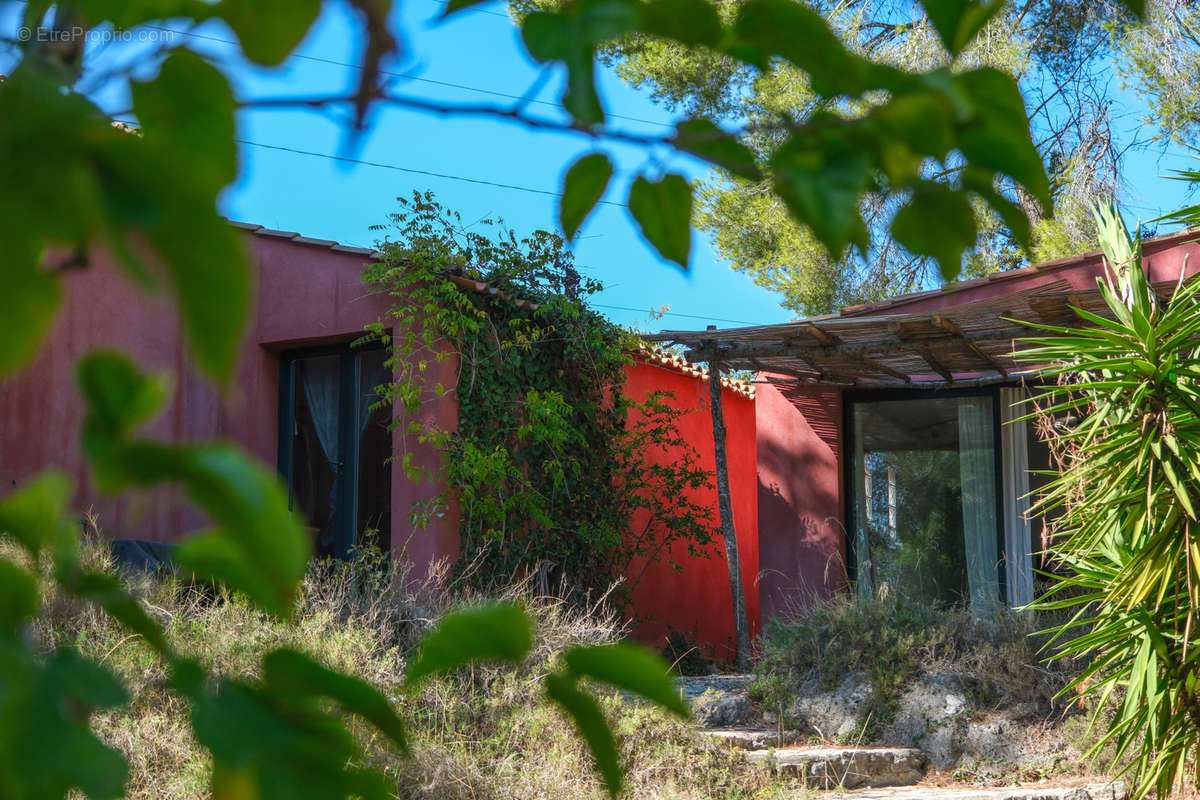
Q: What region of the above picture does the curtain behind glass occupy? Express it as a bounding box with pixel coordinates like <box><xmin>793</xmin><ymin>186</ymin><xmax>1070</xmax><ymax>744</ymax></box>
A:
<box><xmin>853</xmin><ymin>410</ymin><xmax>874</xmax><ymax>602</ymax></box>
<box><xmin>299</xmin><ymin>355</ymin><xmax>342</xmax><ymax>547</ymax></box>
<box><xmin>957</xmin><ymin>396</ymin><xmax>1000</xmax><ymax>615</ymax></box>
<box><xmin>299</xmin><ymin>355</ymin><xmax>341</xmax><ymax>471</ymax></box>
<box><xmin>1000</xmin><ymin>386</ymin><xmax>1034</xmax><ymax>607</ymax></box>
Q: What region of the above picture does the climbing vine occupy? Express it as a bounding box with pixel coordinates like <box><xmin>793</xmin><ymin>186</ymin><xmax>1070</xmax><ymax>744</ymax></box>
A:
<box><xmin>363</xmin><ymin>192</ymin><xmax>719</xmax><ymax>605</ymax></box>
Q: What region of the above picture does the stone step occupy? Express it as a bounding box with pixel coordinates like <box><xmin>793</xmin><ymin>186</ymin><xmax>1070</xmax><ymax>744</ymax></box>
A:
<box><xmin>674</xmin><ymin>674</ymin><xmax>755</xmax><ymax>702</ymax></box>
<box><xmin>825</xmin><ymin>781</ymin><xmax>1126</xmax><ymax>800</ymax></box>
<box><xmin>745</xmin><ymin>746</ymin><xmax>927</xmax><ymax>790</ymax></box>
<box><xmin>701</xmin><ymin>728</ymin><xmax>789</xmax><ymax>750</ymax></box>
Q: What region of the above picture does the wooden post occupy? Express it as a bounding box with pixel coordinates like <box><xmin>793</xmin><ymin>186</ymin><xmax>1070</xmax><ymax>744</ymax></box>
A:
<box><xmin>704</xmin><ymin>328</ymin><xmax>751</xmax><ymax>671</ymax></box>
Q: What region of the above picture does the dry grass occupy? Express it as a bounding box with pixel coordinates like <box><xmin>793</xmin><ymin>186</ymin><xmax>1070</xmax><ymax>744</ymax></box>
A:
<box><xmin>20</xmin><ymin>536</ymin><xmax>782</xmax><ymax>800</ymax></box>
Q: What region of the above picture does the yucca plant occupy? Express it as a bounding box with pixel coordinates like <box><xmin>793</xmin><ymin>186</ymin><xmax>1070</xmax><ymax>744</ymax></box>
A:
<box><xmin>1018</xmin><ymin>201</ymin><xmax>1200</xmax><ymax>798</ymax></box>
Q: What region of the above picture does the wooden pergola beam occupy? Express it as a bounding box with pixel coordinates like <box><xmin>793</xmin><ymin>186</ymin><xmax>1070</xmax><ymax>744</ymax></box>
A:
<box><xmin>917</xmin><ymin>343</ymin><xmax>955</xmax><ymax>384</ymax></box>
<box><xmin>856</xmin><ymin>354</ymin><xmax>912</xmax><ymax>383</ymax></box>
<box><xmin>803</xmin><ymin>323</ymin><xmax>840</xmax><ymax>344</ymax></box>
<box><xmin>681</xmin><ymin>327</ymin><xmax>1028</xmax><ymax>364</ymax></box>
<box><xmin>931</xmin><ymin>314</ymin><xmax>1009</xmax><ymax>378</ymax></box>
<box><xmin>888</xmin><ymin>318</ymin><xmax>956</xmax><ymax>383</ymax></box>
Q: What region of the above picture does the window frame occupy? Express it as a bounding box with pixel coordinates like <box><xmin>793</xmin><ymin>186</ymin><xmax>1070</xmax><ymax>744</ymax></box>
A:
<box><xmin>277</xmin><ymin>341</ymin><xmax>385</xmax><ymax>560</ymax></box>
<box><xmin>841</xmin><ymin>385</ymin><xmax>1008</xmax><ymax>607</ymax></box>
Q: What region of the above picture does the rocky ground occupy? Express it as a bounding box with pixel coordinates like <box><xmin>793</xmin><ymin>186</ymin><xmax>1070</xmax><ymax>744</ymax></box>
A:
<box><xmin>676</xmin><ymin>672</ymin><xmax>1120</xmax><ymax>798</ymax></box>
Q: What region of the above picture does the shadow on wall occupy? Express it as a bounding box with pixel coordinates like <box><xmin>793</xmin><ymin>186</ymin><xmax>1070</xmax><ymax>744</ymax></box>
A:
<box><xmin>755</xmin><ymin>379</ymin><xmax>845</xmax><ymax>623</ymax></box>
<box><xmin>757</xmin><ymin>481</ymin><xmax>845</xmax><ymax>620</ymax></box>
<box><xmin>774</xmin><ymin>381</ymin><xmax>840</xmax><ymax>450</ymax></box>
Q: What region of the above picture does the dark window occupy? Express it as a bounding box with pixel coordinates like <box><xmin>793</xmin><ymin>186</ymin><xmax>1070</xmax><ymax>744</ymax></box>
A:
<box><xmin>278</xmin><ymin>344</ymin><xmax>392</xmax><ymax>559</ymax></box>
<box><xmin>845</xmin><ymin>388</ymin><xmax>1005</xmax><ymax>612</ymax></box>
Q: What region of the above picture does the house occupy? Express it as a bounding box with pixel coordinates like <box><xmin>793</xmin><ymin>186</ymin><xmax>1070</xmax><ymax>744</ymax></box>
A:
<box><xmin>0</xmin><ymin>221</ymin><xmax>758</xmax><ymax>659</ymax></box>
<box><xmin>9</xmin><ymin>220</ymin><xmax>1194</xmax><ymax>660</ymax></box>
<box><xmin>648</xmin><ymin>229</ymin><xmax>1200</xmax><ymax>623</ymax></box>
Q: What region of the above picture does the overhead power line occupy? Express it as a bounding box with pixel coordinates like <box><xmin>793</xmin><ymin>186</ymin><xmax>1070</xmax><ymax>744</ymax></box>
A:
<box><xmin>237</xmin><ymin>138</ymin><xmax>629</xmax><ymax>206</ymax></box>
<box><xmin>232</xmin><ymin>143</ymin><xmax>765</xmax><ymax>326</ymax></box>
<box><xmin>144</xmin><ymin>24</ymin><xmax>673</xmax><ymax>129</ymax></box>
<box><xmin>591</xmin><ymin>304</ymin><xmax>764</xmax><ymax>326</ymax></box>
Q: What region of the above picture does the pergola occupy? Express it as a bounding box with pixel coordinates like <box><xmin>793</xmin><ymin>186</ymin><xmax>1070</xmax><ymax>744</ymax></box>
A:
<box><xmin>640</xmin><ymin>276</ymin><xmax>1133</xmax><ymax>659</ymax></box>
<box><xmin>642</xmin><ymin>277</ymin><xmax>1129</xmax><ymax>388</ymax></box>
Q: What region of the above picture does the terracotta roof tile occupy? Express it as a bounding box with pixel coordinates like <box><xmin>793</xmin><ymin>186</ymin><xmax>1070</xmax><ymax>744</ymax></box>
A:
<box><xmin>636</xmin><ymin>344</ymin><xmax>755</xmax><ymax>399</ymax></box>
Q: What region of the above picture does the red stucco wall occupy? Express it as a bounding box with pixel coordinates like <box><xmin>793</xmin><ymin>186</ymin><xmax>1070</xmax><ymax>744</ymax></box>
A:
<box><xmin>0</xmin><ymin>232</ymin><xmax>458</xmax><ymax>580</ymax></box>
<box><xmin>755</xmin><ymin>379</ymin><xmax>845</xmax><ymax>622</ymax></box>
<box><xmin>622</xmin><ymin>360</ymin><xmax>760</xmax><ymax>662</ymax></box>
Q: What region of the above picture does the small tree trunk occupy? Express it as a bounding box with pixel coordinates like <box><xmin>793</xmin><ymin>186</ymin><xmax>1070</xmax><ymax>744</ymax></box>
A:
<box><xmin>705</xmin><ymin>343</ymin><xmax>751</xmax><ymax>671</ymax></box>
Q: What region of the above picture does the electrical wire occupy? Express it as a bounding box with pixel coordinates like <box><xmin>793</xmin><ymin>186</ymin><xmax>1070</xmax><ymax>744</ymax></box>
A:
<box><xmin>591</xmin><ymin>304</ymin><xmax>764</xmax><ymax>326</ymax></box>
<box><xmin>142</xmin><ymin>24</ymin><xmax>674</xmax><ymax>129</ymax></box>
<box><xmin>237</xmin><ymin>138</ymin><xmax>629</xmax><ymax>206</ymax></box>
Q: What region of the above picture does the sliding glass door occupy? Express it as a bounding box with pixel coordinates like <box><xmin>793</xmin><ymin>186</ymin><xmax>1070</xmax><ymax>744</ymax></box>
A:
<box><xmin>278</xmin><ymin>345</ymin><xmax>392</xmax><ymax>560</ymax></box>
<box><xmin>847</xmin><ymin>390</ymin><xmax>1004</xmax><ymax>612</ymax></box>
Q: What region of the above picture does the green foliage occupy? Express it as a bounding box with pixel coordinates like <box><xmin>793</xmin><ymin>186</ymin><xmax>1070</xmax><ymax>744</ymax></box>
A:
<box><xmin>404</xmin><ymin>603</ymin><xmax>534</xmax><ymax>686</ymax></box>
<box><xmin>0</xmin><ymin>219</ymin><xmax>683</xmax><ymax>799</ymax></box>
<box><xmin>1115</xmin><ymin>2</ymin><xmax>1200</xmax><ymax>145</ymax></box>
<box><xmin>1019</xmin><ymin>201</ymin><xmax>1200</xmax><ymax>798</ymax></box>
<box><xmin>628</xmin><ymin>173</ymin><xmax>694</xmax><ymax>267</ymax></box>
<box><xmin>362</xmin><ymin>192</ymin><xmax>720</xmax><ymax>605</ymax></box>
<box><xmin>672</xmin><ymin>118</ymin><xmax>761</xmax><ymax>181</ymax></box>
<box><xmin>1155</xmin><ymin>148</ymin><xmax>1200</xmax><ymax>230</ymax></box>
<box><xmin>534</xmin><ymin>0</ymin><xmax>1078</xmax><ymax>276</ymax></box>
<box><xmin>177</xmin><ymin>654</ymin><xmax>403</xmax><ymax>800</ymax></box>
<box><xmin>78</xmin><ymin>352</ymin><xmax>311</xmax><ymax>619</ymax></box>
<box><xmin>560</xmin><ymin>153</ymin><xmax>614</xmax><ymax>240</ymax></box>
<box><xmin>922</xmin><ymin>0</ymin><xmax>1005</xmax><ymax>55</ymax></box>
<box><xmin>0</xmin><ymin>643</ymin><xmax>130</xmax><ymax>799</ymax></box>
<box><xmin>893</xmin><ymin>183</ymin><xmax>979</xmax><ymax>282</ymax></box>
<box><xmin>21</xmin><ymin>544</ymin><xmax>745</xmax><ymax>800</ymax></box>
<box><xmin>0</xmin><ymin>512</ymin><xmax>686</xmax><ymax>799</ymax></box>
<box><xmin>0</xmin><ymin>47</ymin><xmax>249</xmax><ymax>382</ymax></box>
<box><xmin>544</xmin><ymin>671</ymin><xmax>623</xmax><ymax>794</ymax></box>
<box><xmin>542</xmin><ymin>641</ymin><xmax>690</xmax><ymax>796</ymax></box>
<box><xmin>563</xmin><ymin>643</ymin><xmax>690</xmax><ymax>718</ymax></box>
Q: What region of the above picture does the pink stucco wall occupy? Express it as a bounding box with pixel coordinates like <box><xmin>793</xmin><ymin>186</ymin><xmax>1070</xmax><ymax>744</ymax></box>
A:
<box><xmin>839</xmin><ymin>229</ymin><xmax>1200</xmax><ymax>319</ymax></box>
<box><xmin>755</xmin><ymin>380</ymin><xmax>845</xmax><ymax>622</ymax></box>
<box><xmin>0</xmin><ymin>231</ymin><xmax>458</xmax><ymax>579</ymax></box>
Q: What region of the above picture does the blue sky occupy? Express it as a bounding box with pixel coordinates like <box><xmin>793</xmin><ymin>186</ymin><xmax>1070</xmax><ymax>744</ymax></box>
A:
<box><xmin>187</xmin><ymin>1</ymin><xmax>789</xmax><ymax>331</ymax></box>
<box><xmin>4</xmin><ymin>1</ymin><xmax>1197</xmax><ymax>330</ymax></box>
